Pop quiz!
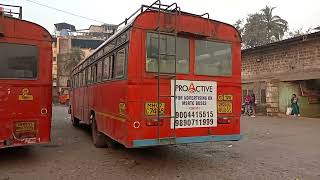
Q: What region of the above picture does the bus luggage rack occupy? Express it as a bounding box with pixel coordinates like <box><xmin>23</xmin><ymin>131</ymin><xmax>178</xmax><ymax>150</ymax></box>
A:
<box><xmin>0</xmin><ymin>4</ymin><xmax>22</xmax><ymax>19</ymax></box>
<box><xmin>117</xmin><ymin>0</ymin><xmax>181</xmax><ymax>27</ymax></box>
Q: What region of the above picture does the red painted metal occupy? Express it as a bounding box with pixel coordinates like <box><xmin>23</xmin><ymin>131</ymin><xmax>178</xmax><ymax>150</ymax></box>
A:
<box><xmin>70</xmin><ymin>9</ymin><xmax>241</xmax><ymax>148</ymax></box>
<box><xmin>0</xmin><ymin>15</ymin><xmax>52</xmax><ymax>148</ymax></box>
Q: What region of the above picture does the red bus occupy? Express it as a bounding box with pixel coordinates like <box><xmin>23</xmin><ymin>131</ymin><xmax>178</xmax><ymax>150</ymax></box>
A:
<box><xmin>70</xmin><ymin>1</ymin><xmax>241</xmax><ymax>148</ymax></box>
<box><xmin>0</xmin><ymin>5</ymin><xmax>52</xmax><ymax>148</ymax></box>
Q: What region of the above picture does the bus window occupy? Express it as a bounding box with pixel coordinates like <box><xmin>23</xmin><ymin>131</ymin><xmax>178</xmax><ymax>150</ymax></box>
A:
<box><xmin>87</xmin><ymin>66</ymin><xmax>92</xmax><ymax>84</ymax></box>
<box><xmin>195</xmin><ymin>40</ymin><xmax>232</xmax><ymax>76</ymax></box>
<box><xmin>0</xmin><ymin>43</ymin><xmax>38</xmax><ymax>79</ymax></box>
<box><xmin>146</xmin><ymin>32</ymin><xmax>189</xmax><ymax>74</ymax></box>
<box><xmin>97</xmin><ymin>60</ymin><xmax>103</xmax><ymax>82</ymax></box>
<box><xmin>92</xmin><ymin>64</ymin><xmax>97</xmax><ymax>83</ymax></box>
<box><xmin>114</xmin><ymin>48</ymin><xmax>125</xmax><ymax>78</ymax></box>
<box><xmin>82</xmin><ymin>70</ymin><xmax>86</xmax><ymax>86</ymax></box>
<box><xmin>103</xmin><ymin>56</ymin><xmax>111</xmax><ymax>80</ymax></box>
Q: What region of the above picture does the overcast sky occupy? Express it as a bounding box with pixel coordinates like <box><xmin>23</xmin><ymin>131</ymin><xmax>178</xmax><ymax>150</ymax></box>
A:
<box><xmin>3</xmin><ymin>0</ymin><xmax>320</xmax><ymax>34</ymax></box>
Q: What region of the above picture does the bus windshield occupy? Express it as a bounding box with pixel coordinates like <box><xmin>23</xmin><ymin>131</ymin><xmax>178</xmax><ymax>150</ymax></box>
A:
<box><xmin>0</xmin><ymin>43</ymin><xmax>38</xmax><ymax>79</ymax></box>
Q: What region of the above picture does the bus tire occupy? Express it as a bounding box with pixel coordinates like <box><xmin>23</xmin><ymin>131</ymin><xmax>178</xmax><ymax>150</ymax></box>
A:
<box><xmin>105</xmin><ymin>136</ymin><xmax>119</xmax><ymax>149</ymax></box>
<box><xmin>91</xmin><ymin>116</ymin><xmax>107</xmax><ymax>148</ymax></box>
<box><xmin>71</xmin><ymin>116</ymin><xmax>80</xmax><ymax>127</ymax></box>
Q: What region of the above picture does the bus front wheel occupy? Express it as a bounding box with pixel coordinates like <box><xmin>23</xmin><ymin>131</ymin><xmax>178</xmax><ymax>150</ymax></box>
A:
<box><xmin>91</xmin><ymin>115</ymin><xmax>108</xmax><ymax>148</ymax></box>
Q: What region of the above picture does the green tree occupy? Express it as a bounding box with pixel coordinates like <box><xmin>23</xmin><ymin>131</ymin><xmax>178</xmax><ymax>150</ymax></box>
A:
<box><xmin>289</xmin><ymin>27</ymin><xmax>312</xmax><ymax>37</ymax></box>
<box><xmin>60</xmin><ymin>47</ymin><xmax>85</xmax><ymax>75</ymax></box>
<box><xmin>261</xmin><ymin>6</ymin><xmax>288</xmax><ymax>41</ymax></box>
<box><xmin>242</xmin><ymin>13</ymin><xmax>268</xmax><ymax>47</ymax></box>
<box><xmin>235</xmin><ymin>6</ymin><xmax>288</xmax><ymax>48</ymax></box>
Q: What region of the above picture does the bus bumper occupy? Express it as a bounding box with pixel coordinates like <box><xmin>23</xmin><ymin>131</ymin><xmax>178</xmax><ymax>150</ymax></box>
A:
<box><xmin>132</xmin><ymin>134</ymin><xmax>242</xmax><ymax>148</ymax></box>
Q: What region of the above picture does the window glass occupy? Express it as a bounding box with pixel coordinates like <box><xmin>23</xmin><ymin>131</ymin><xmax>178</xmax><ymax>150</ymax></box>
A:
<box><xmin>75</xmin><ymin>74</ymin><xmax>78</xmax><ymax>88</ymax></box>
<box><xmin>78</xmin><ymin>74</ymin><xmax>80</xmax><ymax>87</ymax></box>
<box><xmin>260</xmin><ymin>89</ymin><xmax>266</xmax><ymax>104</ymax></box>
<box><xmin>97</xmin><ymin>60</ymin><xmax>102</xmax><ymax>82</ymax></box>
<box><xmin>82</xmin><ymin>70</ymin><xmax>86</xmax><ymax>86</ymax></box>
<box><xmin>92</xmin><ymin>65</ymin><xmax>97</xmax><ymax>83</ymax></box>
<box><xmin>195</xmin><ymin>40</ymin><xmax>232</xmax><ymax>76</ymax></box>
<box><xmin>103</xmin><ymin>57</ymin><xmax>110</xmax><ymax>80</ymax></box>
<box><xmin>87</xmin><ymin>66</ymin><xmax>92</xmax><ymax>84</ymax></box>
<box><xmin>114</xmin><ymin>48</ymin><xmax>126</xmax><ymax>78</ymax></box>
<box><xmin>146</xmin><ymin>33</ymin><xmax>189</xmax><ymax>73</ymax></box>
<box><xmin>0</xmin><ymin>43</ymin><xmax>38</xmax><ymax>79</ymax></box>
<box><xmin>79</xmin><ymin>72</ymin><xmax>82</xmax><ymax>87</ymax></box>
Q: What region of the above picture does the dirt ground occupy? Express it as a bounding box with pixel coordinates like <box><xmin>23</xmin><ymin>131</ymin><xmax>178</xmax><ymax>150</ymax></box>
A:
<box><xmin>0</xmin><ymin>106</ymin><xmax>320</xmax><ymax>180</ymax></box>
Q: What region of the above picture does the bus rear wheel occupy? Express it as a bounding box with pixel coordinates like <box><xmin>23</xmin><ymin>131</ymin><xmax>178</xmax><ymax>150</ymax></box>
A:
<box><xmin>91</xmin><ymin>116</ymin><xmax>108</xmax><ymax>148</ymax></box>
<box><xmin>71</xmin><ymin>116</ymin><xmax>80</xmax><ymax>127</ymax></box>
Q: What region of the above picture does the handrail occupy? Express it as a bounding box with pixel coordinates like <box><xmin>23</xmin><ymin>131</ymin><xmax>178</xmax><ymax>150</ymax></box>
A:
<box><xmin>116</xmin><ymin>1</ymin><xmax>210</xmax><ymax>35</ymax></box>
<box><xmin>200</xmin><ymin>13</ymin><xmax>210</xmax><ymax>20</ymax></box>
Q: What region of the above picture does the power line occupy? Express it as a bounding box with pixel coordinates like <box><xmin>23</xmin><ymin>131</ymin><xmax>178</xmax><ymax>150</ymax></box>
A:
<box><xmin>24</xmin><ymin>0</ymin><xmax>105</xmax><ymax>24</ymax></box>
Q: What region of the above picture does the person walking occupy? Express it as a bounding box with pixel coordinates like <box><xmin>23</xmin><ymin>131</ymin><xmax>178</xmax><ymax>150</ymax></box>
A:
<box><xmin>244</xmin><ymin>94</ymin><xmax>251</xmax><ymax>116</ymax></box>
<box><xmin>291</xmin><ymin>94</ymin><xmax>300</xmax><ymax>117</ymax></box>
<box><xmin>249</xmin><ymin>92</ymin><xmax>256</xmax><ymax>117</ymax></box>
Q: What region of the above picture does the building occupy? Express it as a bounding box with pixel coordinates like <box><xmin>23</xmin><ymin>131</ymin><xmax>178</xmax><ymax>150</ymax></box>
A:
<box><xmin>52</xmin><ymin>36</ymin><xmax>103</xmax><ymax>102</ymax></box>
<box><xmin>242</xmin><ymin>31</ymin><xmax>320</xmax><ymax>118</ymax></box>
<box><xmin>78</xmin><ymin>24</ymin><xmax>118</xmax><ymax>40</ymax></box>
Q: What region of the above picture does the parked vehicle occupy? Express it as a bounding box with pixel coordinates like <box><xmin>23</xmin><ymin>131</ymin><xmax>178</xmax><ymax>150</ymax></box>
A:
<box><xmin>0</xmin><ymin>4</ymin><xmax>52</xmax><ymax>148</ymax></box>
<box><xmin>69</xmin><ymin>1</ymin><xmax>242</xmax><ymax>148</ymax></box>
<box><xmin>59</xmin><ymin>88</ymin><xmax>70</xmax><ymax>105</ymax></box>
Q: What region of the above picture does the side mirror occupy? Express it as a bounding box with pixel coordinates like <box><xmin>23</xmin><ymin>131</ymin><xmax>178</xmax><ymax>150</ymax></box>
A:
<box><xmin>67</xmin><ymin>79</ymin><xmax>71</xmax><ymax>87</ymax></box>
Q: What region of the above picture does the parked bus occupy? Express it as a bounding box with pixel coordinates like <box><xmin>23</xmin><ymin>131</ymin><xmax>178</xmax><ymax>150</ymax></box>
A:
<box><xmin>0</xmin><ymin>5</ymin><xmax>52</xmax><ymax>148</ymax></box>
<box><xmin>70</xmin><ymin>1</ymin><xmax>241</xmax><ymax>148</ymax></box>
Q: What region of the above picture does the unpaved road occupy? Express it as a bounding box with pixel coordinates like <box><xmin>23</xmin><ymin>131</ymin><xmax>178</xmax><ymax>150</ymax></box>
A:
<box><xmin>1</xmin><ymin>106</ymin><xmax>320</xmax><ymax>180</ymax></box>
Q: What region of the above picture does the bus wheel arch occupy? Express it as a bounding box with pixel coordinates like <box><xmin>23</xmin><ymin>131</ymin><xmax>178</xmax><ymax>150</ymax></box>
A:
<box><xmin>91</xmin><ymin>112</ymin><xmax>108</xmax><ymax>148</ymax></box>
<box><xmin>71</xmin><ymin>107</ymin><xmax>80</xmax><ymax>127</ymax></box>
<box><xmin>90</xmin><ymin>110</ymin><xmax>119</xmax><ymax>148</ymax></box>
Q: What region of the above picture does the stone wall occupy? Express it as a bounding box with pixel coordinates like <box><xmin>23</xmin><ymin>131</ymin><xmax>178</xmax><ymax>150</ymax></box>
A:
<box><xmin>242</xmin><ymin>36</ymin><xmax>320</xmax><ymax>83</ymax></box>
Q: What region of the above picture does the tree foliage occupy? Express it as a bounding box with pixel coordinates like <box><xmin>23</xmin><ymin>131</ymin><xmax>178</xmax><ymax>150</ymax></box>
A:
<box><xmin>59</xmin><ymin>47</ymin><xmax>85</xmax><ymax>76</ymax></box>
<box><xmin>234</xmin><ymin>6</ymin><xmax>288</xmax><ymax>48</ymax></box>
<box><xmin>288</xmin><ymin>27</ymin><xmax>313</xmax><ymax>38</ymax></box>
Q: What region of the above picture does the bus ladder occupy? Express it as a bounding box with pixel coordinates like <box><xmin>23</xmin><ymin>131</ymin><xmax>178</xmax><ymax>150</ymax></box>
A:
<box><xmin>145</xmin><ymin>0</ymin><xmax>181</xmax><ymax>144</ymax></box>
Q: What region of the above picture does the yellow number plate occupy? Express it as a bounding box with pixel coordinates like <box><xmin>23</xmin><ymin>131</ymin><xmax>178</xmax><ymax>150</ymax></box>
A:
<box><xmin>218</xmin><ymin>101</ymin><xmax>232</xmax><ymax>113</ymax></box>
<box><xmin>145</xmin><ymin>103</ymin><xmax>165</xmax><ymax>116</ymax></box>
<box><xmin>15</xmin><ymin>122</ymin><xmax>35</xmax><ymax>133</ymax></box>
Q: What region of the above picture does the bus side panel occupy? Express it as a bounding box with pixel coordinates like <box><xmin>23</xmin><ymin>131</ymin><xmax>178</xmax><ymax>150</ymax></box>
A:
<box><xmin>94</xmin><ymin>81</ymin><xmax>128</xmax><ymax>146</ymax></box>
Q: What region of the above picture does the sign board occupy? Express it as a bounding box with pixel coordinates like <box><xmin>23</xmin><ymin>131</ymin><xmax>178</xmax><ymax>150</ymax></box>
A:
<box><xmin>171</xmin><ymin>80</ymin><xmax>217</xmax><ymax>129</ymax></box>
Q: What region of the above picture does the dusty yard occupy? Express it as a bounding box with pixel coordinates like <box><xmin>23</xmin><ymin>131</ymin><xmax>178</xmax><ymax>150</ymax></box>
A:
<box><xmin>0</xmin><ymin>106</ymin><xmax>319</xmax><ymax>180</ymax></box>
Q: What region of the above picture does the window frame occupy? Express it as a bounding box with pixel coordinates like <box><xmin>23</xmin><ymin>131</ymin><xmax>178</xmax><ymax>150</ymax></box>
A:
<box><xmin>0</xmin><ymin>42</ymin><xmax>39</xmax><ymax>80</ymax></box>
<box><xmin>260</xmin><ymin>89</ymin><xmax>267</xmax><ymax>104</ymax></box>
<box><xmin>145</xmin><ymin>31</ymin><xmax>190</xmax><ymax>74</ymax></box>
<box><xmin>113</xmin><ymin>47</ymin><xmax>126</xmax><ymax>79</ymax></box>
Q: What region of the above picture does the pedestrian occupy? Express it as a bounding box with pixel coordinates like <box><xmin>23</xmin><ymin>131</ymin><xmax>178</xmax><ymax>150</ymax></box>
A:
<box><xmin>291</xmin><ymin>94</ymin><xmax>300</xmax><ymax>116</ymax></box>
<box><xmin>244</xmin><ymin>94</ymin><xmax>251</xmax><ymax>116</ymax></box>
<box><xmin>249</xmin><ymin>92</ymin><xmax>256</xmax><ymax>117</ymax></box>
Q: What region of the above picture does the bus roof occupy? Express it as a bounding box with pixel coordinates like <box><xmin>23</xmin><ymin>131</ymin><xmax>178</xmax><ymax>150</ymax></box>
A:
<box><xmin>72</xmin><ymin>3</ymin><xmax>241</xmax><ymax>73</ymax></box>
